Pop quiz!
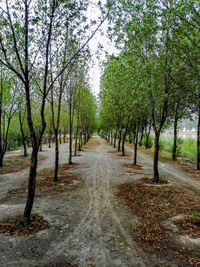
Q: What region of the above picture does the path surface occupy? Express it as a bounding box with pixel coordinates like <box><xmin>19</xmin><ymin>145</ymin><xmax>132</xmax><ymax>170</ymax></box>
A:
<box><xmin>0</xmin><ymin>143</ymin><xmax>70</xmax><ymax>201</ymax></box>
<box><xmin>0</xmin><ymin>135</ymin><xmax>199</xmax><ymax>266</ymax></box>
<box><xmin>125</xmin><ymin>144</ymin><xmax>200</xmax><ymax>196</ymax></box>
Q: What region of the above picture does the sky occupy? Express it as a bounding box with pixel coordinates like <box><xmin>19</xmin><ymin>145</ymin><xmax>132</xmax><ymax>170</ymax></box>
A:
<box><xmin>86</xmin><ymin>1</ymin><xmax>118</xmax><ymax>97</ymax></box>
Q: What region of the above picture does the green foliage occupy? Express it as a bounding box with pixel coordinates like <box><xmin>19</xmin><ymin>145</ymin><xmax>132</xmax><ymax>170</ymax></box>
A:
<box><xmin>141</xmin><ymin>135</ymin><xmax>153</xmax><ymax>149</ymax></box>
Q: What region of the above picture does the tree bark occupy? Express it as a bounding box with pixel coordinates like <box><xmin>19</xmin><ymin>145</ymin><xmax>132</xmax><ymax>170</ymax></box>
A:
<box><xmin>197</xmin><ymin>105</ymin><xmax>200</xmax><ymax>170</ymax></box>
<box><xmin>63</xmin><ymin>128</ymin><xmax>66</xmax><ymax>143</ymax></box>
<box><xmin>39</xmin><ymin>141</ymin><xmax>42</xmax><ymax>152</ymax></box>
<box><xmin>172</xmin><ymin>113</ymin><xmax>178</xmax><ymax>161</ymax></box>
<box><xmin>48</xmin><ymin>132</ymin><xmax>51</xmax><ymax>148</ymax></box>
<box><xmin>19</xmin><ymin>111</ymin><xmax>27</xmax><ymax>157</ymax></box>
<box><xmin>122</xmin><ymin>122</ymin><xmax>129</xmax><ymax>156</ymax></box>
<box><xmin>118</xmin><ymin>128</ymin><xmax>122</xmax><ymax>151</ymax></box>
<box><xmin>69</xmin><ymin>94</ymin><xmax>73</xmax><ymax>164</ymax></box>
<box><xmin>83</xmin><ymin>128</ymin><xmax>87</xmax><ymax>145</ymax></box>
<box><xmin>133</xmin><ymin>123</ymin><xmax>136</xmax><ymax>144</ymax></box>
<box><xmin>74</xmin><ymin>118</ymin><xmax>79</xmax><ymax>156</ymax></box>
<box><xmin>145</xmin><ymin>134</ymin><xmax>149</xmax><ymax>149</ymax></box>
<box><xmin>78</xmin><ymin>132</ymin><xmax>81</xmax><ymax>151</ymax></box>
<box><xmin>139</xmin><ymin>126</ymin><xmax>144</xmax><ymax>146</ymax></box>
<box><xmin>53</xmin><ymin>130</ymin><xmax>59</xmax><ymax>182</ymax></box>
<box><xmin>114</xmin><ymin>128</ymin><xmax>117</xmax><ymax>148</ymax></box>
<box><xmin>23</xmin><ymin>147</ymin><xmax>38</xmax><ymax>221</ymax></box>
<box><xmin>122</xmin><ymin>131</ymin><xmax>125</xmax><ymax>156</ymax></box>
<box><xmin>0</xmin><ymin>155</ymin><xmax>3</xmax><ymax>167</ymax></box>
<box><xmin>153</xmin><ymin>132</ymin><xmax>160</xmax><ymax>182</ymax></box>
<box><xmin>80</xmin><ymin>129</ymin><xmax>83</xmax><ymax>147</ymax></box>
<box><xmin>129</xmin><ymin>133</ymin><xmax>132</xmax><ymax>144</ymax></box>
<box><xmin>23</xmin><ymin>138</ymin><xmax>27</xmax><ymax>157</ymax></box>
<box><xmin>59</xmin><ymin>130</ymin><xmax>62</xmax><ymax>144</ymax></box>
<box><xmin>134</xmin><ymin>119</ymin><xmax>140</xmax><ymax>165</ymax></box>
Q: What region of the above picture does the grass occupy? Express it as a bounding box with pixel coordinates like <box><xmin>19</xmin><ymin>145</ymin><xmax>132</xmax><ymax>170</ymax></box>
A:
<box><xmin>138</xmin><ymin>136</ymin><xmax>197</xmax><ymax>163</ymax></box>
<box><xmin>180</xmin><ymin>138</ymin><xmax>196</xmax><ymax>162</ymax></box>
<box><xmin>0</xmin><ymin>155</ymin><xmax>46</xmax><ymax>175</ymax></box>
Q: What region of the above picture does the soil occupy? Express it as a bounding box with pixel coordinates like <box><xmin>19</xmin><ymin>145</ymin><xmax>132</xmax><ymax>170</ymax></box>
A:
<box><xmin>0</xmin><ymin>136</ymin><xmax>200</xmax><ymax>266</ymax></box>
<box><xmin>175</xmin><ymin>215</ymin><xmax>200</xmax><ymax>238</ymax></box>
<box><xmin>0</xmin><ymin>155</ymin><xmax>46</xmax><ymax>175</ymax></box>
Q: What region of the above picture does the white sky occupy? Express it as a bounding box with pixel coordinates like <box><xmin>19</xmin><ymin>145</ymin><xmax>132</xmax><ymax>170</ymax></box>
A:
<box><xmin>87</xmin><ymin>1</ymin><xmax>118</xmax><ymax>97</ymax></box>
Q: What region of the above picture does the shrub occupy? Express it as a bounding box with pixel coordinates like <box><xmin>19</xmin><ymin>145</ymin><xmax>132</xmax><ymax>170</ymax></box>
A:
<box><xmin>142</xmin><ymin>135</ymin><xmax>153</xmax><ymax>149</ymax></box>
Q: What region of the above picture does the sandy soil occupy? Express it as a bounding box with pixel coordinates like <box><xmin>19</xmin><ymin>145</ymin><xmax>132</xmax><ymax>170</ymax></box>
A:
<box><xmin>0</xmin><ymin>135</ymin><xmax>199</xmax><ymax>266</ymax></box>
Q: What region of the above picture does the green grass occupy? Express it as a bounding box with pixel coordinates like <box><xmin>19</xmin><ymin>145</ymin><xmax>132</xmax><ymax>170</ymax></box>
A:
<box><xmin>139</xmin><ymin>136</ymin><xmax>196</xmax><ymax>163</ymax></box>
<box><xmin>180</xmin><ymin>138</ymin><xmax>196</xmax><ymax>161</ymax></box>
<box><xmin>156</xmin><ymin>137</ymin><xmax>196</xmax><ymax>162</ymax></box>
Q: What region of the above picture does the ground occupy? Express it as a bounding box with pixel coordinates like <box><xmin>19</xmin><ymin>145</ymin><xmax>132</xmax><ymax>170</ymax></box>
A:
<box><xmin>0</xmin><ymin>135</ymin><xmax>200</xmax><ymax>266</ymax></box>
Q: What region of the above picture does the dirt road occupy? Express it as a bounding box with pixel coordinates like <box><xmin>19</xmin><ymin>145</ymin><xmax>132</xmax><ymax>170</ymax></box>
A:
<box><xmin>0</xmin><ymin>135</ymin><xmax>199</xmax><ymax>266</ymax></box>
<box><xmin>125</xmin><ymin>143</ymin><xmax>200</xmax><ymax>196</ymax></box>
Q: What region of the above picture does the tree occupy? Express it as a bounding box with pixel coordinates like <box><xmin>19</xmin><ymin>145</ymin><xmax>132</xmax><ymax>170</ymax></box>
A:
<box><xmin>0</xmin><ymin>0</ymin><xmax>110</xmax><ymax>222</ymax></box>
<box><xmin>0</xmin><ymin>66</ymin><xmax>17</xmax><ymax>166</ymax></box>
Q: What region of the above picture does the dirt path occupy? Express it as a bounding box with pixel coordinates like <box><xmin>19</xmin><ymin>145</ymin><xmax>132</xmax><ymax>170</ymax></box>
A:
<box><xmin>124</xmin><ymin>144</ymin><xmax>200</xmax><ymax>196</ymax></box>
<box><xmin>0</xmin><ymin>135</ymin><xmax>199</xmax><ymax>266</ymax></box>
<box><xmin>0</xmin><ymin>136</ymin><xmax>150</xmax><ymax>266</ymax></box>
<box><xmin>0</xmin><ymin>143</ymin><xmax>69</xmax><ymax>201</ymax></box>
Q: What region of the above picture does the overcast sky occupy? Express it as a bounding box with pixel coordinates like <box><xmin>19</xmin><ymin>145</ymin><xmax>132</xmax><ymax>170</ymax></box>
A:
<box><xmin>87</xmin><ymin>1</ymin><xmax>118</xmax><ymax>97</ymax></box>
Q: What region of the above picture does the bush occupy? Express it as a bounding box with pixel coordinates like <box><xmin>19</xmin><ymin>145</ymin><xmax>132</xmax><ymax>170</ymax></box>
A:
<box><xmin>168</xmin><ymin>137</ymin><xmax>183</xmax><ymax>157</ymax></box>
<box><xmin>142</xmin><ymin>135</ymin><xmax>153</xmax><ymax>149</ymax></box>
<box><xmin>158</xmin><ymin>138</ymin><xmax>171</xmax><ymax>151</ymax></box>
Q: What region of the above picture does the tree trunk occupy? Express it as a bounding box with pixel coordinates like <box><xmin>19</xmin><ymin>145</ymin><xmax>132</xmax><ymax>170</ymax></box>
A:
<box><xmin>153</xmin><ymin>132</ymin><xmax>160</xmax><ymax>182</ymax></box>
<box><xmin>134</xmin><ymin>119</ymin><xmax>140</xmax><ymax>165</ymax></box>
<box><xmin>63</xmin><ymin>128</ymin><xmax>66</xmax><ymax>143</ymax></box>
<box><xmin>129</xmin><ymin>133</ymin><xmax>132</xmax><ymax>144</ymax></box>
<box><xmin>122</xmin><ymin>123</ymin><xmax>129</xmax><ymax>156</ymax></box>
<box><xmin>74</xmin><ymin>119</ymin><xmax>79</xmax><ymax>156</ymax></box>
<box><xmin>48</xmin><ymin>132</ymin><xmax>51</xmax><ymax>148</ymax></box>
<box><xmin>172</xmin><ymin>114</ymin><xmax>178</xmax><ymax>161</ymax></box>
<box><xmin>59</xmin><ymin>130</ymin><xmax>62</xmax><ymax>144</ymax></box>
<box><xmin>122</xmin><ymin>132</ymin><xmax>125</xmax><ymax>156</ymax></box>
<box><xmin>83</xmin><ymin>129</ymin><xmax>86</xmax><ymax>145</ymax></box>
<box><xmin>114</xmin><ymin>128</ymin><xmax>117</xmax><ymax>148</ymax></box>
<box><xmin>197</xmin><ymin>106</ymin><xmax>200</xmax><ymax>170</ymax></box>
<box><xmin>23</xmin><ymin>147</ymin><xmax>38</xmax><ymax>221</ymax></box>
<box><xmin>78</xmin><ymin>132</ymin><xmax>81</xmax><ymax>151</ymax></box>
<box><xmin>69</xmin><ymin>115</ymin><xmax>73</xmax><ymax>165</ymax></box>
<box><xmin>19</xmin><ymin>112</ymin><xmax>27</xmax><ymax>157</ymax></box>
<box><xmin>145</xmin><ymin>122</ymin><xmax>151</xmax><ymax>149</ymax></box>
<box><xmin>118</xmin><ymin>129</ymin><xmax>122</xmax><ymax>151</ymax></box>
<box><xmin>54</xmin><ymin>131</ymin><xmax>59</xmax><ymax>182</ymax></box>
<box><xmin>39</xmin><ymin>142</ymin><xmax>42</xmax><ymax>152</ymax></box>
<box><xmin>139</xmin><ymin>126</ymin><xmax>144</xmax><ymax>146</ymax></box>
<box><xmin>145</xmin><ymin>134</ymin><xmax>149</xmax><ymax>149</ymax></box>
<box><xmin>80</xmin><ymin>130</ymin><xmax>83</xmax><ymax>147</ymax></box>
<box><xmin>23</xmin><ymin>139</ymin><xmax>27</xmax><ymax>157</ymax></box>
<box><xmin>133</xmin><ymin>123</ymin><xmax>136</xmax><ymax>143</ymax></box>
<box><xmin>0</xmin><ymin>155</ymin><xmax>3</xmax><ymax>167</ymax></box>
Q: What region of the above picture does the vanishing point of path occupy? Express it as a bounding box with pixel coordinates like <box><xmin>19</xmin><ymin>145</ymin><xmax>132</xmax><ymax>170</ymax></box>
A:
<box><xmin>0</xmin><ymin>135</ymin><xmax>199</xmax><ymax>266</ymax></box>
